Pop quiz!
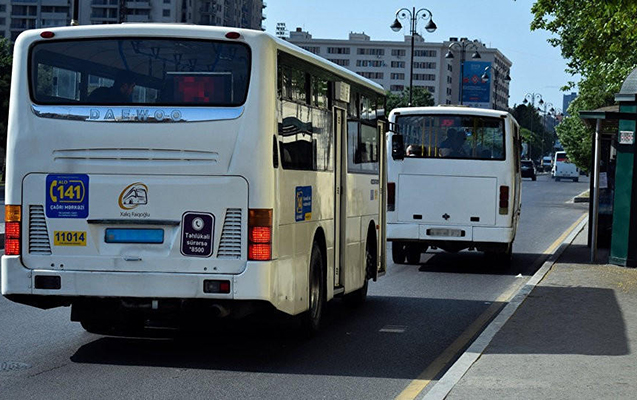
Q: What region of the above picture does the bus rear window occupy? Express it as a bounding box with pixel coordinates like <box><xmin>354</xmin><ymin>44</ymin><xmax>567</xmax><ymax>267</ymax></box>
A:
<box><xmin>30</xmin><ymin>38</ymin><xmax>250</xmax><ymax>106</ymax></box>
<box><xmin>395</xmin><ymin>114</ymin><xmax>506</xmax><ymax>160</ymax></box>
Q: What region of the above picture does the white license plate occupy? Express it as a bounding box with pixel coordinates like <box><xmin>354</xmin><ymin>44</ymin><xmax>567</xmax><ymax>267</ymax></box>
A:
<box><xmin>427</xmin><ymin>228</ymin><xmax>464</xmax><ymax>237</ymax></box>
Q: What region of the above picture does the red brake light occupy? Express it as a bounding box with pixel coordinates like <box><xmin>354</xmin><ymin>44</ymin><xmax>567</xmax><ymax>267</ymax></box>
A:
<box><xmin>248</xmin><ymin>209</ymin><xmax>272</xmax><ymax>261</ymax></box>
<box><xmin>40</xmin><ymin>31</ymin><xmax>55</xmax><ymax>39</ymax></box>
<box><xmin>225</xmin><ymin>32</ymin><xmax>241</xmax><ymax>39</ymax></box>
<box><xmin>499</xmin><ymin>186</ymin><xmax>510</xmax><ymax>215</ymax></box>
<box><xmin>5</xmin><ymin>206</ymin><xmax>21</xmax><ymax>255</ymax></box>
<box><xmin>388</xmin><ymin>182</ymin><xmax>396</xmax><ymax>211</ymax></box>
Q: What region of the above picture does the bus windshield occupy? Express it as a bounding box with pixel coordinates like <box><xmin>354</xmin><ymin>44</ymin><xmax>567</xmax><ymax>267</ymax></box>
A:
<box><xmin>30</xmin><ymin>38</ymin><xmax>250</xmax><ymax>106</ymax></box>
<box><xmin>395</xmin><ymin>114</ymin><xmax>505</xmax><ymax>160</ymax></box>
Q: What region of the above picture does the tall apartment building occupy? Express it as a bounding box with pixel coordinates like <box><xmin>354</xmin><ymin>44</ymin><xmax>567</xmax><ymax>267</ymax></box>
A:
<box><xmin>287</xmin><ymin>28</ymin><xmax>512</xmax><ymax>110</ymax></box>
<box><xmin>562</xmin><ymin>92</ymin><xmax>577</xmax><ymax>116</ymax></box>
<box><xmin>0</xmin><ymin>0</ymin><xmax>265</xmax><ymax>41</ymax></box>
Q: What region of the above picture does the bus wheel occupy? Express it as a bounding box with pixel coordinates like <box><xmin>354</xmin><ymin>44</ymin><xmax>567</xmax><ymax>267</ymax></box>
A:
<box><xmin>406</xmin><ymin>245</ymin><xmax>422</xmax><ymax>265</ymax></box>
<box><xmin>344</xmin><ymin>230</ymin><xmax>375</xmax><ymax>306</ymax></box>
<box><xmin>392</xmin><ymin>242</ymin><xmax>406</xmax><ymax>264</ymax></box>
<box><xmin>301</xmin><ymin>242</ymin><xmax>325</xmax><ymax>335</ymax></box>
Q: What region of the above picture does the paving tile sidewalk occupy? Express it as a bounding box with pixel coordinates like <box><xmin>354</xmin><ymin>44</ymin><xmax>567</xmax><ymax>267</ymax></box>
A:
<box><xmin>442</xmin><ymin>225</ymin><xmax>637</xmax><ymax>399</ymax></box>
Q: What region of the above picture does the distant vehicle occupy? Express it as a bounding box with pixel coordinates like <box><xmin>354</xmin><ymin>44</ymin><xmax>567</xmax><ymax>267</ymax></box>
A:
<box><xmin>541</xmin><ymin>156</ymin><xmax>553</xmax><ymax>172</ymax></box>
<box><xmin>386</xmin><ymin>106</ymin><xmax>522</xmax><ymax>266</ymax></box>
<box><xmin>521</xmin><ymin>160</ymin><xmax>537</xmax><ymax>181</ymax></box>
<box><xmin>552</xmin><ymin>151</ymin><xmax>579</xmax><ymax>182</ymax></box>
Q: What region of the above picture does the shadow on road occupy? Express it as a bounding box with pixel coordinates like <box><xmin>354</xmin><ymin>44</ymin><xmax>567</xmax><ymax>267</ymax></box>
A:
<box><xmin>70</xmin><ymin>295</ymin><xmax>498</xmax><ymax>379</ymax></box>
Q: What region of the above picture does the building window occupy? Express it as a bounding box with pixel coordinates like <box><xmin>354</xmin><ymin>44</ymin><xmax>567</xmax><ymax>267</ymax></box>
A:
<box><xmin>413</xmin><ymin>62</ymin><xmax>436</xmax><ymax>69</ymax></box>
<box><xmin>447</xmin><ymin>64</ymin><xmax>453</xmax><ymax>72</ymax></box>
<box><xmin>390</xmin><ymin>73</ymin><xmax>405</xmax><ymax>80</ymax></box>
<box><xmin>163</xmin><ymin>9</ymin><xmax>171</xmax><ymax>17</ymax></box>
<box><xmin>301</xmin><ymin>46</ymin><xmax>320</xmax><ymax>55</ymax></box>
<box><xmin>357</xmin><ymin>48</ymin><xmax>384</xmax><ymax>56</ymax></box>
<box><xmin>413</xmin><ymin>73</ymin><xmax>435</xmax><ymax>81</ymax></box>
<box><xmin>414</xmin><ymin>50</ymin><xmax>437</xmax><ymax>57</ymax></box>
<box><xmin>327</xmin><ymin>47</ymin><xmax>350</xmax><ymax>54</ymax></box>
<box><xmin>357</xmin><ymin>72</ymin><xmax>383</xmax><ymax>79</ymax></box>
<box><xmin>0</xmin><ymin>5</ymin><xmax>5</xmax><ymax>13</ymax></box>
<box><xmin>391</xmin><ymin>49</ymin><xmax>406</xmax><ymax>57</ymax></box>
<box><xmin>390</xmin><ymin>85</ymin><xmax>404</xmax><ymax>91</ymax></box>
<box><xmin>391</xmin><ymin>61</ymin><xmax>405</xmax><ymax>68</ymax></box>
<box><xmin>356</xmin><ymin>60</ymin><xmax>383</xmax><ymax>67</ymax></box>
<box><xmin>328</xmin><ymin>59</ymin><xmax>350</xmax><ymax>66</ymax></box>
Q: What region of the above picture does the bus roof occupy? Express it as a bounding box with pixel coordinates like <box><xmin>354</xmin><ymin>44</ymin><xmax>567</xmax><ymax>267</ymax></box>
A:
<box><xmin>389</xmin><ymin>106</ymin><xmax>512</xmax><ymax>120</ymax></box>
<box><xmin>17</xmin><ymin>23</ymin><xmax>385</xmax><ymax>97</ymax></box>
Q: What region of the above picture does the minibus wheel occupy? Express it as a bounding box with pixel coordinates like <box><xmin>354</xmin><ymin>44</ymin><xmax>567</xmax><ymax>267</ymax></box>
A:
<box><xmin>392</xmin><ymin>242</ymin><xmax>406</xmax><ymax>264</ymax></box>
<box><xmin>406</xmin><ymin>245</ymin><xmax>422</xmax><ymax>265</ymax></box>
<box><xmin>301</xmin><ymin>242</ymin><xmax>325</xmax><ymax>335</ymax></box>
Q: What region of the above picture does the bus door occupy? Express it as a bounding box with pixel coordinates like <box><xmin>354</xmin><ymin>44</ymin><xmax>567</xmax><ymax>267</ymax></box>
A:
<box><xmin>333</xmin><ymin>106</ymin><xmax>347</xmax><ymax>288</ymax></box>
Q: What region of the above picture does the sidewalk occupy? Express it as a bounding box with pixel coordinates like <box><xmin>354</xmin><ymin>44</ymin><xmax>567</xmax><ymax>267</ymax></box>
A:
<box><xmin>426</xmin><ymin>223</ymin><xmax>637</xmax><ymax>399</ymax></box>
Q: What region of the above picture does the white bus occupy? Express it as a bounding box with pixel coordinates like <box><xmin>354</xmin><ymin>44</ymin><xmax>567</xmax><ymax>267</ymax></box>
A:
<box><xmin>1</xmin><ymin>24</ymin><xmax>387</xmax><ymax>335</ymax></box>
<box><xmin>386</xmin><ymin>106</ymin><xmax>521</xmax><ymax>265</ymax></box>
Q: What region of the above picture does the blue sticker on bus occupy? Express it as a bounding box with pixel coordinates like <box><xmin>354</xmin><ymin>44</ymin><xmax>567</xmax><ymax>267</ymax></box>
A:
<box><xmin>46</xmin><ymin>174</ymin><xmax>89</xmax><ymax>218</ymax></box>
<box><xmin>295</xmin><ymin>186</ymin><xmax>312</xmax><ymax>222</ymax></box>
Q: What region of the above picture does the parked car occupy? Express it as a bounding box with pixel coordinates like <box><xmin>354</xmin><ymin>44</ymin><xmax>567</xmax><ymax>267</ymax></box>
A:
<box><xmin>521</xmin><ymin>159</ymin><xmax>537</xmax><ymax>181</ymax></box>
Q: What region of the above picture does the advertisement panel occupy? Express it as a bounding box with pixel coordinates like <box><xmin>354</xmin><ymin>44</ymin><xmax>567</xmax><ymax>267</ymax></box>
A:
<box><xmin>462</xmin><ymin>61</ymin><xmax>491</xmax><ymax>108</ymax></box>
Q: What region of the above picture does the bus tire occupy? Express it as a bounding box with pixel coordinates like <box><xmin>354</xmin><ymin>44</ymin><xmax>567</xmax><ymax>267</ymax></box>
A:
<box><xmin>344</xmin><ymin>229</ymin><xmax>376</xmax><ymax>306</ymax></box>
<box><xmin>301</xmin><ymin>242</ymin><xmax>325</xmax><ymax>336</ymax></box>
<box><xmin>574</xmin><ymin>177</ymin><xmax>579</xmax><ymax>182</ymax></box>
<box><xmin>406</xmin><ymin>244</ymin><xmax>421</xmax><ymax>264</ymax></box>
<box><xmin>392</xmin><ymin>242</ymin><xmax>406</xmax><ymax>264</ymax></box>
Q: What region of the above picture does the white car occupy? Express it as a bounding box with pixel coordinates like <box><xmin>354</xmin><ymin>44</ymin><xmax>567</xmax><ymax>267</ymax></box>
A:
<box><xmin>552</xmin><ymin>151</ymin><xmax>579</xmax><ymax>182</ymax></box>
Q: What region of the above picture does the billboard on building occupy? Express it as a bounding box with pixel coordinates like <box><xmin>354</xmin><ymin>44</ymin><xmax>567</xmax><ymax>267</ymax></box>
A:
<box><xmin>462</xmin><ymin>61</ymin><xmax>491</xmax><ymax>108</ymax></box>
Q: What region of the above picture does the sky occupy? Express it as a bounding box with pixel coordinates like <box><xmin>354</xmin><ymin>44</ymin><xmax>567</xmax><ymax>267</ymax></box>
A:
<box><xmin>263</xmin><ymin>0</ymin><xmax>577</xmax><ymax>113</ymax></box>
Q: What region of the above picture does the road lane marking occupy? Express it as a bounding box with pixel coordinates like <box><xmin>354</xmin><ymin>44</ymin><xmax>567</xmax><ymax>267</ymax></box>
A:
<box><xmin>380</xmin><ymin>325</ymin><xmax>407</xmax><ymax>333</ymax></box>
<box><xmin>395</xmin><ymin>212</ymin><xmax>588</xmax><ymax>400</ymax></box>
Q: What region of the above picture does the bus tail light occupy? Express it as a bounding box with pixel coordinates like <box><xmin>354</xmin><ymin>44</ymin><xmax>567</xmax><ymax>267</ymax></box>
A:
<box><xmin>499</xmin><ymin>186</ymin><xmax>509</xmax><ymax>215</ymax></box>
<box><xmin>5</xmin><ymin>205</ymin><xmax>21</xmax><ymax>255</ymax></box>
<box><xmin>248</xmin><ymin>209</ymin><xmax>272</xmax><ymax>261</ymax></box>
<box><xmin>388</xmin><ymin>182</ymin><xmax>396</xmax><ymax>211</ymax></box>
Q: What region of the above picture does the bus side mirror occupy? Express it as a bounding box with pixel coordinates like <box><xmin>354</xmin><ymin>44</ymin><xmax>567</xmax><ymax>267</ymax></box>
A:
<box><xmin>392</xmin><ymin>134</ymin><xmax>405</xmax><ymax>160</ymax></box>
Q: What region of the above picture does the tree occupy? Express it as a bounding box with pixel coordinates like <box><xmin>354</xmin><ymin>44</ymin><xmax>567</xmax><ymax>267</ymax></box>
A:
<box><xmin>385</xmin><ymin>87</ymin><xmax>434</xmax><ymax>112</ymax></box>
<box><xmin>530</xmin><ymin>1</ymin><xmax>637</xmax><ymax>170</ymax></box>
<box><xmin>510</xmin><ymin>104</ymin><xmax>553</xmax><ymax>160</ymax></box>
<box><xmin>0</xmin><ymin>38</ymin><xmax>12</xmax><ymax>152</ymax></box>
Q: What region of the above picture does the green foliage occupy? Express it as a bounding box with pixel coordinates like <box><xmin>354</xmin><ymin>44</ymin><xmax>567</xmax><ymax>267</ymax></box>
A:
<box><xmin>0</xmin><ymin>38</ymin><xmax>11</xmax><ymax>151</ymax></box>
<box><xmin>385</xmin><ymin>87</ymin><xmax>434</xmax><ymax>112</ymax></box>
<box><xmin>510</xmin><ymin>104</ymin><xmax>554</xmax><ymax>159</ymax></box>
<box><xmin>530</xmin><ymin>1</ymin><xmax>637</xmax><ymax>169</ymax></box>
<box><xmin>556</xmin><ymin>116</ymin><xmax>592</xmax><ymax>172</ymax></box>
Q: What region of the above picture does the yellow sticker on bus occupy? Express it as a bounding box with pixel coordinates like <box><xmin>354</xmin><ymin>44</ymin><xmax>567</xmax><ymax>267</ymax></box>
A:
<box><xmin>53</xmin><ymin>231</ymin><xmax>87</xmax><ymax>246</ymax></box>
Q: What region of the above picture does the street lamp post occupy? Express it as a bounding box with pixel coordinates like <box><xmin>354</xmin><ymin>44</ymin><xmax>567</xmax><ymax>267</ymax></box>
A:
<box><xmin>523</xmin><ymin>93</ymin><xmax>544</xmax><ymax>160</ymax></box>
<box><xmin>445</xmin><ymin>39</ymin><xmax>482</xmax><ymax>105</ymax></box>
<box><xmin>481</xmin><ymin>66</ymin><xmax>511</xmax><ymax>110</ymax></box>
<box><xmin>391</xmin><ymin>7</ymin><xmax>437</xmax><ymax>106</ymax></box>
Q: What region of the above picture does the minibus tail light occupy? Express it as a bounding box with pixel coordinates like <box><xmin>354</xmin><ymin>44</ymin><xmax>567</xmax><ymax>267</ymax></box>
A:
<box><xmin>248</xmin><ymin>209</ymin><xmax>272</xmax><ymax>261</ymax></box>
<box><xmin>499</xmin><ymin>186</ymin><xmax>509</xmax><ymax>215</ymax></box>
<box><xmin>388</xmin><ymin>182</ymin><xmax>396</xmax><ymax>211</ymax></box>
<box><xmin>5</xmin><ymin>205</ymin><xmax>21</xmax><ymax>255</ymax></box>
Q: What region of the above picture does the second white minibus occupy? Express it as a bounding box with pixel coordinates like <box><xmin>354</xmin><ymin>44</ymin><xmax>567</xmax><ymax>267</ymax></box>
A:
<box><xmin>386</xmin><ymin>106</ymin><xmax>521</xmax><ymax>265</ymax></box>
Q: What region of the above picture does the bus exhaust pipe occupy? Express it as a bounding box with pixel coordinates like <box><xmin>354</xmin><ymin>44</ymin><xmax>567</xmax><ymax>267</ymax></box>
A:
<box><xmin>211</xmin><ymin>304</ymin><xmax>230</xmax><ymax>318</ymax></box>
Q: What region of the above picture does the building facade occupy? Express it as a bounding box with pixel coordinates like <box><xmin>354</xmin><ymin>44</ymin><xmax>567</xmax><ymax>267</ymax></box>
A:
<box><xmin>287</xmin><ymin>28</ymin><xmax>512</xmax><ymax>110</ymax></box>
<box><xmin>0</xmin><ymin>0</ymin><xmax>265</xmax><ymax>41</ymax></box>
<box><xmin>562</xmin><ymin>91</ymin><xmax>577</xmax><ymax>116</ymax></box>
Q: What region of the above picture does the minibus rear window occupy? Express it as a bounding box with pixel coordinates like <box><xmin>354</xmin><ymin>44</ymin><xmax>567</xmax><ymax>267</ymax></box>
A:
<box><xmin>396</xmin><ymin>114</ymin><xmax>506</xmax><ymax>160</ymax></box>
<box><xmin>30</xmin><ymin>38</ymin><xmax>250</xmax><ymax>106</ymax></box>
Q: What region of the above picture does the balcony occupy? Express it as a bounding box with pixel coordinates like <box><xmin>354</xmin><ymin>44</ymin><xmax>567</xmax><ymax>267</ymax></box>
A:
<box><xmin>126</xmin><ymin>1</ymin><xmax>151</xmax><ymax>9</ymax></box>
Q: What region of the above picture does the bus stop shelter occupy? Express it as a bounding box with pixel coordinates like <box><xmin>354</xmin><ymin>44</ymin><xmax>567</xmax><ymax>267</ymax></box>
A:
<box><xmin>580</xmin><ymin>66</ymin><xmax>637</xmax><ymax>266</ymax></box>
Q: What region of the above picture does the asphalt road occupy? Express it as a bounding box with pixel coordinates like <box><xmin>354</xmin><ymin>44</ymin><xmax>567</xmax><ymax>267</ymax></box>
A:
<box><xmin>0</xmin><ymin>173</ymin><xmax>590</xmax><ymax>399</ymax></box>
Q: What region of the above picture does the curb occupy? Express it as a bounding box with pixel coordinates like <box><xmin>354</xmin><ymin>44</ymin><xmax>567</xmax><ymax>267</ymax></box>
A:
<box><xmin>420</xmin><ymin>215</ymin><xmax>589</xmax><ymax>400</ymax></box>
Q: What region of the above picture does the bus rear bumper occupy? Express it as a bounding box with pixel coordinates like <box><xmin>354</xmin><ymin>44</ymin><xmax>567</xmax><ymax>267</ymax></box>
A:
<box><xmin>1</xmin><ymin>256</ymin><xmax>292</xmax><ymax>313</ymax></box>
<box><xmin>387</xmin><ymin>223</ymin><xmax>515</xmax><ymax>244</ymax></box>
